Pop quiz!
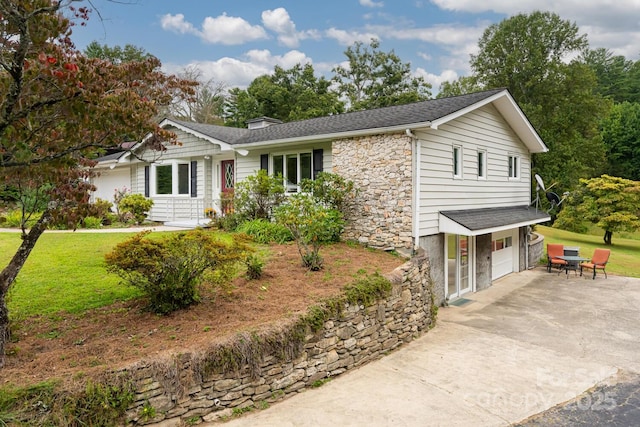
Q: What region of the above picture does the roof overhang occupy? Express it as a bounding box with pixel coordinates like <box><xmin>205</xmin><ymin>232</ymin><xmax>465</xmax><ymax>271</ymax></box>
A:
<box><xmin>439</xmin><ymin>205</ymin><xmax>550</xmax><ymax>236</ymax></box>
<box><xmin>233</xmin><ymin>121</ymin><xmax>433</xmax><ymax>149</ymax></box>
<box><xmin>429</xmin><ymin>90</ymin><xmax>548</xmax><ymax>154</ymax></box>
<box><xmin>158</xmin><ymin>118</ymin><xmax>236</xmax><ymax>152</ymax></box>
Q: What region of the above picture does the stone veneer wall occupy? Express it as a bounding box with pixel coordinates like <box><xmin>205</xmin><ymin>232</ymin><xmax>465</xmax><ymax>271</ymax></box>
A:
<box><xmin>123</xmin><ymin>251</ymin><xmax>435</xmax><ymax>426</ymax></box>
<box><xmin>332</xmin><ymin>133</ymin><xmax>414</xmax><ymax>252</ymax></box>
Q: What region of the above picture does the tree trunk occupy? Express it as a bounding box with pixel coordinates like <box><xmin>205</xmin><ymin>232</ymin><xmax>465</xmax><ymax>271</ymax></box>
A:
<box><xmin>0</xmin><ymin>210</ymin><xmax>51</xmax><ymax>368</ymax></box>
<box><xmin>603</xmin><ymin>230</ymin><xmax>613</xmax><ymax>245</ymax></box>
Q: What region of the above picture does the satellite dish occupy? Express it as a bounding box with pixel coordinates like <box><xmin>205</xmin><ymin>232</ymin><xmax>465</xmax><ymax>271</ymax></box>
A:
<box><xmin>535</xmin><ymin>174</ymin><xmax>546</xmax><ymax>191</ymax></box>
<box><xmin>546</xmin><ymin>191</ymin><xmax>561</xmax><ymax>207</ymax></box>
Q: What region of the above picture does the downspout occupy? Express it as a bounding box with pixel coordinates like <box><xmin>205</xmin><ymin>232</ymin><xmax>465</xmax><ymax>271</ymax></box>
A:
<box><xmin>406</xmin><ymin>129</ymin><xmax>420</xmax><ymax>253</ymax></box>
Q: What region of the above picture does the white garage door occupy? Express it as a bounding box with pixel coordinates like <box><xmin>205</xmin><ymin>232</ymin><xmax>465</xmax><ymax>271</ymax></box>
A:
<box><xmin>492</xmin><ymin>230</ymin><xmax>516</xmax><ymax>280</ymax></box>
<box><xmin>92</xmin><ymin>167</ymin><xmax>131</xmax><ymax>203</ymax></box>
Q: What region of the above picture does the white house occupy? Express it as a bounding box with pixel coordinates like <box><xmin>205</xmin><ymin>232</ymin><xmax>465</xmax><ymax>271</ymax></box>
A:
<box><xmin>92</xmin><ymin>88</ymin><xmax>550</xmax><ymax>303</ymax></box>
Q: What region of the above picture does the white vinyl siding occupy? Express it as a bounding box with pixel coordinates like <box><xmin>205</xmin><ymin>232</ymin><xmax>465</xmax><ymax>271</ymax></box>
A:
<box><xmin>137</xmin><ymin>128</ymin><xmax>222</xmax><ymax>162</ymax></box>
<box><xmin>235</xmin><ymin>141</ymin><xmax>332</xmax><ymax>183</ymax></box>
<box><xmin>416</xmin><ymin>104</ymin><xmax>532</xmax><ymax>236</ymax></box>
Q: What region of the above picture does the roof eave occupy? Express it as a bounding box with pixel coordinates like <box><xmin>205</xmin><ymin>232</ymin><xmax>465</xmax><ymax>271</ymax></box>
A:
<box><xmin>234</xmin><ymin>121</ymin><xmax>433</xmax><ymax>149</ymax></box>
<box><xmin>429</xmin><ymin>90</ymin><xmax>548</xmax><ymax>154</ymax></box>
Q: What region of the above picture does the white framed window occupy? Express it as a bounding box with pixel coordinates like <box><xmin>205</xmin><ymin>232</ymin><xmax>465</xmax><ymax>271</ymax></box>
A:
<box><xmin>453</xmin><ymin>145</ymin><xmax>462</xmax><ymax>179</ymax></box>
<box><xmin>508</xmin><ymin>155</ymin><xmax>520</xmax><ymax>179</ymax></box>
<box><xmin>272</xmin><ymin>152</ymin><xmax>313</xmax><ymax>192</ymax></box>
<box><xmin>477</xmin><ymin>149</ymin><xmax>487</xmax><ymax>179</ymax></box>
<box><xmin>152</xmin><ymin>160</ymin><xmax>190</xmax><ymax>196</ymax></box>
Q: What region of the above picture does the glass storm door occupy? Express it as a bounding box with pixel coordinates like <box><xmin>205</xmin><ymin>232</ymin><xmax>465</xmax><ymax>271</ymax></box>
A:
<box><xmin>447</xmin><ymin>235</ymin><xmax>471</xmax><ymax>299</ymax></box>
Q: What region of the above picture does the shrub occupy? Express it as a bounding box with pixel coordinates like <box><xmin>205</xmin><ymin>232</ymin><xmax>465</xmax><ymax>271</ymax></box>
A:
<box><xmin>105</xmin><ymin>230</ymin><xmax>249</xmax><ymax>314</ymax></box>
<box><xmin>274</xmin><ymin>194</ymin><xmax>345</xmax><ymax>271</ymax></box>
<box><xmin>245</xmin><ymin>254</ymin><xmax>264</xmax><ymax>280</ymax></box>
<box><xmin>1</xmin><ymin>209</ymin><xmax>41</xmax><ymax>228</ymax></box>
<box><xmin>236</xmin><ymin>218</ymin><xmax>293</xmax><ymax>243</ymax></box>
<box><xmin>118</xmin><ymin>193</ymin><xmax>153</xmax><ymax>225</ymax></box>
<box><xmin>300</xmin><ymin>172</ymin><xmax>356</xmax><ymax>214</ymax></box>
<box><xmin>82</xmin><ymin>216</ymin><xmax>103</xmax><ymax>229</ymax></box>
<box><xmin>233</xmin><ymin>170</ymin><xmax>285</xmax><ymax>221</ymax></box>
<box><xmin>87</xmin><ymin>198</ymin><xmax>113</xmax><ymax>224</ymax></box>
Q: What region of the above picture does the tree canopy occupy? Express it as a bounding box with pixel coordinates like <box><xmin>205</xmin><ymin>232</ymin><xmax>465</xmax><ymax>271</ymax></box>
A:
<box><xmin>332</xmin><ymin>39</ymin><xmax>431</xmax><ymax>111</ymax></box>
<box><xmin>470</xmin><ymin>11</ymin><xmax>609</xmax><ymax>192</ymax></box>
<box><xmin>601</xmin><ymin>101</ymin><xmax>640</xmax><ymax>181</ymax></box>
<box><xmin>224</xmin><ymin>63</ymin><xmax>343</xmax><ymax>127</ymax></box>
<box><xmin>554</xmin><ymin>175</ymin><xmax>640</xmax><ymax>245</ymax></box>
<box><xmin>84</xmin><ymin>40</ymin><xmax>154</xmax><ymax>64</ymax></box>
<box><xmin>0</xmin><ymin>0</ymin><xmax>193</xmax><ymax>365</ymax></box>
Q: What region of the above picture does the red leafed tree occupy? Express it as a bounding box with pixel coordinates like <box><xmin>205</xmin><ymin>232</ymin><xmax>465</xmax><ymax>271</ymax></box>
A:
<box><xmin>0</xmin><ymin>0</ymin><xmax>195</xmax><ymax>366</ymax></box>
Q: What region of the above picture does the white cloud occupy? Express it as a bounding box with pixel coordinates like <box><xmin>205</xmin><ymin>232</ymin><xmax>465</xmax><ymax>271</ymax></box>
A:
<box><xmin>261</xmin><ymin>8</ymin><xmax>321</xmax><ymax>48</ymax></box>
<box><xmin>432</xmin><ymin>0</ymin><xmax>640</xmax><ymax>59</ymax></box>
<box><xmin>325</xmin><ymin>28</ymin><xmax>379</xmax><ymax>45</ymax></box>
<box><xmin>160</xmin><ymin>14</ymin><xmax>198</xmax><ymax>35</ymax></box>
<box><xmin>415</xmin><ymin>68</ymin><xmax>458</xmax><ymax>93</ymax></box>
<box><xmin>200</xmin><ymin>13</ymin><xmax>268</xmax><ymax>45</ymax></box>
<box><xmin>160</xmin><ymin>13</ymin><xmax>268</xmax><ymax>45</ymax></box>
<box><xmin>163</xmin><ymin>50</ymin><xmax>314</xmax><ymax>89</ymax></box>
<box><xmin>360</xmin><ymin>0</ymin><xmax>384</xmax><ymax>7</ymax></box>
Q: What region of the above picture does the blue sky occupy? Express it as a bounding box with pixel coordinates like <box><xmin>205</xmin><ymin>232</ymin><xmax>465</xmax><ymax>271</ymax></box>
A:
<box><xmin>71</xmin><ymin>0</ymin><xmax>640</xmax><ymax>93</ymax></box>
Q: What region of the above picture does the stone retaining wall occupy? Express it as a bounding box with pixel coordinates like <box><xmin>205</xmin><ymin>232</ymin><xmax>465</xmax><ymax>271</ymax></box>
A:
<box><xmin>124</xmin><ymin>251</ymin><xmax>435</xmax><ymax>426</ymax></box>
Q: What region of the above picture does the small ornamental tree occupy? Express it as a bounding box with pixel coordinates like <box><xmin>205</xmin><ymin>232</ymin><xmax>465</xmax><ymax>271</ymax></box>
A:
<box><xmin>0</xmin><ymin>1</ymin><xmax>195</xmax><ymax>365</ymax></box>
<box><xmin>554</xmin><ymin>175</ymin><xmax>640</xmax><ymax>245</ymax></box>
<box><xmin>274</xmin><ymin>194</ymin><xmax>345</xmax><ymax>271</ymax></box>
<box><xmin>105</xmin><ymin>230</ymin><xmax>249</xmax><ymax>314</ymax></box>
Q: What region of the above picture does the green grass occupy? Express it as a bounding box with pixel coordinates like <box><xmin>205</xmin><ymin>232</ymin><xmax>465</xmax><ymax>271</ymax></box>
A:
<box><xmin>536</xmin><ymin>225</ymin><xmax>640</xmax><ymax>278</ymax></box>
<box><xmin>0</xmin><ymin>232</ymin><xmax>153</xmax><ymax>320</ymax></box>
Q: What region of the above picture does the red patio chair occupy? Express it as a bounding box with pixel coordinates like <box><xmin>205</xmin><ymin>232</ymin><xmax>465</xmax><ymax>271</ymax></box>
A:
<box><xmin>546</xmin><ymin>243</ymin><xmax>568</xmax><ymax>272</ymax></box>
<box><xmin>580</xmin><ymin>248</ymin><xmax>611</xmax><ymax>279</ymax></box>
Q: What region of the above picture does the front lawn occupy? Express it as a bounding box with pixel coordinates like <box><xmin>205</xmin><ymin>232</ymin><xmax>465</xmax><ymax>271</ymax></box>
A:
<box><xmin>535</xmin><ymin>225</ymin><xmax>640</xmax><ymax>278</ymax></box>
<box><xmin>0</xmin><ymin>231</ymin><xmax>155</xmax><ymax>319</ymax></box>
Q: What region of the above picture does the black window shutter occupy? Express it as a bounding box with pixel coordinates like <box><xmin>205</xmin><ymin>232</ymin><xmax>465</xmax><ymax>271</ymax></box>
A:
<box><xmin>144</xmin><ymin>166</ymin><xmax>150</xmax><ymax>197</ymax></box>
<box><xmin>190</xmin><ymin>161</ymin><xmax>197</xmax><ymax>197</ymax></box>
<box><xmin>313</xmin><ymin>149</ymin><xmax>323</xmax><ymax>179</ymax></box>
<box><xmin>260</xmin><ymin>154</ymin><xmax>269</xmax><ymax>173</ymax></box>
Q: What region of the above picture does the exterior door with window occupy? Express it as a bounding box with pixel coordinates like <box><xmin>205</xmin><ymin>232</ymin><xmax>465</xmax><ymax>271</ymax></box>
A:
<box><xmin>447</xmin><ymin>234</ymin><xmax>472</xmax><ymax>299</ymax></box>
<box><xmin>221</xmin><ymin>160</ymin><xmax>234</xmax><ymax>214</ymax></box>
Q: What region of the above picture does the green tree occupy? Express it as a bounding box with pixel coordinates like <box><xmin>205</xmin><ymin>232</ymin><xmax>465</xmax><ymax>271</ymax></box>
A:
<box><xmin>601</xmin><ymin>102</ymin><xmax>640</xmax><ymax>181</ymax></box>
<box><xmin>224</xmin><ymin>63</ymin><xmax>344</xmax><ymax>127</ymax></box>
<box><xmin>437</xmin><ymin>76</ymin><xmax>483</xmax><ymax>98</ymax></box>
<box><xmin>580</xmin><ymin>48</ymin><xmax>635</xmax><ymax>103</ymax></box>
<box><xmin>554</xmin><ymin>175</ymin><xmax>640</xmax><ymax>245</ymax></box>
<box><xmin>84</xmin><ymin>41</ymin><xmax>154</xmax><ymax>64</ymax></box>
<box><xmin>332</xmin><ymin>39</ymin><xmax>431</xmax><ymax>111</ymax></box>
<box><xmin>470</xmin><ymin>11</ymin><xmax>609</xmax><ymax>191</ymax></box>
<box><xmin>0</xmin><ymin>0</ymin><xmax>193</xmax><ymax>365</ymax></box>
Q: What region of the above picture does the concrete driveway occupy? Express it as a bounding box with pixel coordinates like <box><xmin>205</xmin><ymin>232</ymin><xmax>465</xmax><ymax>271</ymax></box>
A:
<box><xmin>210</xmin><ymin>267</ymin><xmax>640</xmax><ymax>427</ymax></box>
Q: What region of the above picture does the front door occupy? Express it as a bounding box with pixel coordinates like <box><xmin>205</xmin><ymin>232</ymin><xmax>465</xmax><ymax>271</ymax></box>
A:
<box><xmin>447</xmin><ymin>234</ymin><xmax>472</xmax><ymax>299</ymax></box>
<box><xmin>221</xmin><ymin>160</ymin><xmax>234</xmax><ymax>214</ymax></box>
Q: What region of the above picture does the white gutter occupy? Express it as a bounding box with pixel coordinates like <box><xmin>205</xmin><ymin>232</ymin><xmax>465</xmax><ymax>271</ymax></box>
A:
<box><xmin>407</xmin><ymin>129</ymin><xmax>421</xmax><ymax>251</ymax></box>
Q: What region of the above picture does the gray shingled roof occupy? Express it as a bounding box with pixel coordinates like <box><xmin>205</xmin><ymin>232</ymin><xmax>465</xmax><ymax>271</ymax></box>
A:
<box><xmin>440</xmin><ymin>206</ymin><xmax>550</xmax><ymax>231</ymax></box>
<box><xmin>168</xmin><ymin>88</ymin><xmax>505</xmax><ymax>145</ymax></box>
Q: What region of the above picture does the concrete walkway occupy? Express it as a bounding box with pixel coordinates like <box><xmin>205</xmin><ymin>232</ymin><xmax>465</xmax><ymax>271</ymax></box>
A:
<box><xmin>211</xmin><ymin>268</ymin><xmax>640</xmax><ymax>426</ymax></box>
